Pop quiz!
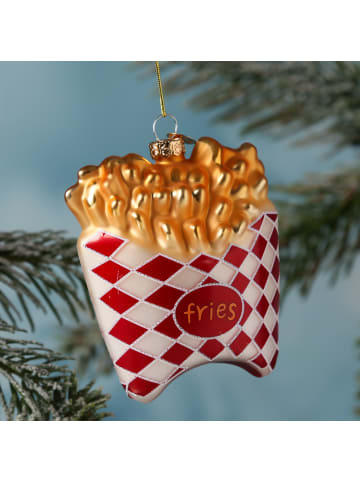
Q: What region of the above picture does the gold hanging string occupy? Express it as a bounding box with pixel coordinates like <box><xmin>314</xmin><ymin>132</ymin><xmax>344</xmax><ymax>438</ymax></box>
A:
<box><xmin>155</xmin><ymin>61</ymin><xmax>167</xmax><ymax>117</ymax></box>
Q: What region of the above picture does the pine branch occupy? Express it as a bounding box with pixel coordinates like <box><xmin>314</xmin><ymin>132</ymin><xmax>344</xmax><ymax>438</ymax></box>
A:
<box><xmin>275</xmin><ymin>166</ymin><xmax>360</xmax><ymax>298</ymax></box>
<box><xmin>61</xmin><ymin>322</ymin><xmax>113</xmax><ymax>376</ymax></box>
<box><xmin>0</xmin><ymin>319</ymin><xmax>111</xmax><ymax>420</ymax></box>
<box><xmin>0</xmin><ymin>231</ymin><xmax>92</xmax><ymax>329</ymax></box>
<box><xmin>139</xmin><ymin>61</ymin><xmax>360</xmax><ymax>149</ymax></box>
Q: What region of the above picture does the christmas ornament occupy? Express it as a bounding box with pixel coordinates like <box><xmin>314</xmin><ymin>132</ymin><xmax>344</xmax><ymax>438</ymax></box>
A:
<box><xmin>65</xmin><ymin>63</ymin><xmax>279</xmax><ymax>403</ymax></box>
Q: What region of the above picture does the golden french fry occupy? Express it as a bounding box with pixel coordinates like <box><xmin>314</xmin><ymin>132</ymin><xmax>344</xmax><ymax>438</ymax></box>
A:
<box><xmin>78</xmin><ymin>165</ymin><xmax>99</xmax><ymax>181</ymax></box>
<box><xmin>230</xmin><ymin>180</ymin><xmax>249</xmax><ymax>199</ymax></box>
<box><xmin>208</xmin><ymin>196</ymin><xmax>233</xmax><ymax>236</ymax></box>
<box><xmin>190</xmin><ymin>137</ymin><xmax>222</xmax><ymax>166</ymax></box>
<box><xmin>230</xmin><ymin>212</ymin><xmax>248</xmax><ymax>238</ymax></box>
<box><xmin>153</xmin><ymin>216</ymin><xmax>187</xmax><ymax>256</ymax></box>
<box><xmin>226</xmin><ymin>157</ymin><xmax>248</xmax><ymax>178</ymax></box>
<box><xmin>103</xmin><ymin>164</ymin><xmax>130</xmax><ymax>203</ymax></box>
<box><xmin>152</xmin><ymin>188</ymin><xmax>171</xmax><ymax>215</ymax></box>
<box><xmin>171</xmin><ymin>183</ymin><xmax>193</xmax><ymax>220</ymax></box>
<box><xmin>106</xmin><ymin>195</ymin><xmax>127</xmax><ymax>231</ymax></box>
<box><xmin>121</xmin><ymin>163</ymin><xmax>141</xmax><ymax>185</ymax></box>
<box><xmin>143</xmin><ymin>165</ymin><xmax>164</xmax><ymax>188</ymax></box>
<box><xmin>187</xmin><ymin>167</ymin><xmax>207</xmax><ymax>185</ymax></box>
<box><xmin>191</xmin><ymin>183</ymin><xmax>209</xmax><ymax>218</ymax></box>
<box><xmin>83</xmin><ymin>181</ymin><xmax>109</xmax><ymax>227</ymax></box>
<box><xmin>65</xmin><ymin>185</ymin><xmax>90</xmax><ymax>229</ymax></box>
<box><xmin>131</xmin><ymin>186</ymin><xmax>152</xmax><ymax>213</ymax></box>
<box><xmin>237</xmin><ymin>143</ymin><xmax>264</xmax><ymax>172</ymax></box>
<box><xmin>209</xmin><ymin>223</ymin><xmax>232</xmax><ymax>254</ymax></box>
<box><xmin>127</xmin><ymin>208</ymin><xmax>154</xmax><ymax>244</ymax></box>
<box><xmin>211</xmin><ymin>165</ymin><xmax>233</xmax><ymax>197</ymax></box>
<box><xmin>236</xmin><ymin>200</ymin><xmax>260</xmax><ymax>220</ymax></box>
<box><xmin>183</xmin><ymin>218</ymin><xmax>210</xmax><ymax>255</ymax></box>
<box><xmin>248</xmin><ymin>170</ymin><xmax>268</xmax><ymax>200</ymax></box>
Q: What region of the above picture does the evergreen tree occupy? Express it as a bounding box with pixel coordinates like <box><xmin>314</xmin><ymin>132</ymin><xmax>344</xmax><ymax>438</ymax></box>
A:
<box><xmin>0</xmin><ymin>231</ymin><xmax>110</xmax><ymax>420</ymax></box>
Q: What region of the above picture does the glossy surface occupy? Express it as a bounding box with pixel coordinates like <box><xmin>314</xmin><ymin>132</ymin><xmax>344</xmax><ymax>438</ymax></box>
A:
<box><xmin>78</xmin><ymin>212</ymin><xmax>280</xmax><ymax>403</ymax></box>
<box><xmin>66</xmin><ymin>137</ymin><xmax>275</xmax><ymax>261</ymax></box>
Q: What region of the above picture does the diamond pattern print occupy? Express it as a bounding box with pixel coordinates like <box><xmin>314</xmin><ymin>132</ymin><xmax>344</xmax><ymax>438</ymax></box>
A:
<box><xmin>224</xmin><ymin>246</ymin><xmax>248</xmax><ymax>267</ymax></box>
<box><xmin>86</xmin><ymin>232</ymin><xmax>124</xmax><ymax>256</ymax></box>
<box><xmin>200</xmin><ymin>340</ymin><xmax>224</xmax><ymax>359</ymax></box>
<box><xmin>230</xmin><ymin>331</ymin><xmax>252</xmax><ymax>356</ymax></box>
<box><xmin>161</xmin><ymin>343</ymin><xmax>193</xmax><ymax>365</ymax></box>
<box><xmin>254</xmin><ymin>264</ymin><xmax>270</xmax><ymax>289</ymax></box>
<box><xmin>145</xmin><ymin>285</ymin><xmax>185</xmax><ymax>310</ymax></box>
<box><xmin>101</xmin><ymin>288</ymin><xmax>138</xmax><ymax>314</ymax></box>
<box><xmin>138</xmin><ymin>255</ymin><xmax>183</xmax><ymax>281</ymax></box>
<box><xmin>116</xmin><ymin>349</ymin><xmax>154</xmax><ymax>373</ymax></box>
<box><xmin>154</xmin><ymin>314</ymin><xmax>182</xmax><ymax>339</ymax></box>
<box><xmin>128</xmin><ymin>377</ymin><xmax>159</xmax><ymax>397</ymax></box>
<box><xmin>79</xmin><ymin>211</ymin><xmax>280</xmax><ymax>402</ymax></box>
<box><xmin>190</xmin><ymin>254</ymin><xmax>219</xmax><ymax>272</ymax></box>
<box><xmin>93</xmin><ymin>260</ymin><xmax>129</xmax><ymax>284</ymax></box>
<box><xmin>109</xmin><ymin>318</ymin><xmax>146</xmax><ymax>344</ymax></box>
<box><xmin>255</xmin><ymin>324</ymin><xmax>270</xmax><ymax>349</ymax></box>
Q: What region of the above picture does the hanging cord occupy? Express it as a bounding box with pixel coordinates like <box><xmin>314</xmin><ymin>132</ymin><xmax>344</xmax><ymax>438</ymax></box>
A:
<box><xmin>155</xmin><ymin>61</ymin><xmax>167</xmax><ymax>117</ymax></box>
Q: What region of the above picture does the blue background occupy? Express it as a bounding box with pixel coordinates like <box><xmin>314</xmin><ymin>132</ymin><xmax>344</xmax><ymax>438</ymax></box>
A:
<box><xmin>0</xmin><ymin>62</ymin><xmax>358</xmax><ymax>420</ymax></box>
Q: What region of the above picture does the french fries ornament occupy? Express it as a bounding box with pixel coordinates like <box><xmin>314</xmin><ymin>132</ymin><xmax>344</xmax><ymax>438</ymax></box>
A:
<box><xmin>65</xmin><ymin>62</ymin><xmax>279</xmax><ymax>402</ymax></box>
<box><xmin>65</xmin><ymin>125</ymin><xmax>280</xmax><ymax>402</ymax></box>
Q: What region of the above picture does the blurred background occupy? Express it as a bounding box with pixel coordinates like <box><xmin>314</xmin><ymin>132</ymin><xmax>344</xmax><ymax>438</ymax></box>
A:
<box><xmin>0</xmin><ymin>61</ymin><xmax>358</xmax><ymax>420</ymax></box>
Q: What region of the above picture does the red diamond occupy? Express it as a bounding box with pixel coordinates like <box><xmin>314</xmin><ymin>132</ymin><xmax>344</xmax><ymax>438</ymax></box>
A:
<box><xmin>272</xmin><ymin>290</ymin><xmax>280</xmax><ymax>314</ymax></box>
<box><xmin>251</xmin><ymin>216</ymin><xmax>264</xmax><ymax>231</ymax></box>
<box><xmin>109</xmin><ymin>318</ymin><xmax>146</xmax><ymax>344</ymax></box>
<box><xmin>86</xmin><ymin>232</ymin><xmax>124</xmax><ymax>256</ymax></box>
<box><xmin>128</xmin><ymin>377</ymin><xmax>159</xmax><ymax>397</ymax></box>
<box><xmin>252</xmin><ymin>235</ymin><xmax>267</xmax><ymax>259</ymax></box>
<box><xmin>232</xmin><ymin>272</ymin><xmax>250</xmax><ymax>293</ymax></box>
<box><xmin>252</xmin><ymin>354</ymin><xmax>267</xmax><ymax>368</ymax></box>
<box><xmin>154</xmin><ymin>315</ymin><xmax>182</xmax><ymax>339</ymax></box>
<box><xmin>101</xmin><ymin>288</ymin><xmax>138</xmax><ymax>314</ymax></box>
<box><xmin>201</xmin><ymin>276</ymin><xmax>218</xmax><ymax>285</ymax></box>
<box><xmin>224</xmin><ymin>246</ymin><xmax>248</xmax><ymax>267</ymax></box>
<box><xmin>230</xmin><ymin>331</ymin><xmax>251</xmax><ymax>356</ymax></box>
<box><xmin>161</xmin><ymin>343</ymin><xmax>193</xmax><ymax>365</ymax></box>
<box><xmin>138</xmin><ymin>255</ymin><xmax>183</xmax><ymax>281</ymax></box>
<box><xmin>146</xmin><ymin>285</ymin><xmax>184</xmax><ymax>310</ymax></box>
<box><xmin>93</xmin><ymin>260</ymin><xmax>129</xmax><ymax>284</ymax></box>
<box><xmin>271</xmin><ymin>257</ymin><xmax>280</xmax><ymax>281</ymax></box>
<box><xmin>256</xmin><ymin>295</ymin><xmax>270</xmax><ymax>318</ymax></box>
<box><xmin>267</xmin><ymin>213</ymin><xmax>278</xmax><ymax>222</ymax></box>
<box><xmin>240</xmin><ymin>301</ymin><xmax>252</xmax><ymax>326</ymax></box>
<box><xmin>255</xmin><ymin>324</ymin><xmax>270</xmax><ymax>348</ymax></box>
<box><xmin>254</xmin><ymin>264</ymin><xmax>270</xmax><ymax>289</ymax></box>
<box><xmin>116</xmin><ymin>349</ymin><xmax>154</xmax><ymax>373</ymax></box>
<box><xmin>190</xmin><ymin>254</ymin><xmax>218</xmax><ymax>273</ymax></box>
<box><xmin>270</xmin><ymin>350</ymin><xmax>279</xmax><ymax>369</ymax></box>
<box><xmin>200</xmin><ymin>340</ymin><xmax>224</xmax><ymax>359</ymax></box>
<box><xmin>272</xmin><ymin>322</ymin><xmax>279</xmax><ymax>343</ymax></box>
<box><xmin>270</xmin><ymin>228</ymin><xmax>278</xmax><ymax>249</ymax></box>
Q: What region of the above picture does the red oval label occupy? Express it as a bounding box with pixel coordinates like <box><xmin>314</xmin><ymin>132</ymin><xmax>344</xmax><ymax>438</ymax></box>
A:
<box><xmin>174</xmin><ymin>285</ymin><xmax>243</xmax><ymax>338</ymax></box>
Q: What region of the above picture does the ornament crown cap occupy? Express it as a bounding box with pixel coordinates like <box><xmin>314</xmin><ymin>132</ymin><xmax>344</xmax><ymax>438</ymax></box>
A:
<box><xmin>149</xmin><ymin>133</ymin><xmax>186</xmax><ymax>162</ymax></box>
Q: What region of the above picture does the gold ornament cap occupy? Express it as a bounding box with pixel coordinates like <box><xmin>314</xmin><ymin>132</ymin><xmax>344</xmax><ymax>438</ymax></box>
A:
<box><xmin>149</xmin><ymin>133</ymin><xmax>185</xmax><ymax>161</ymax></box>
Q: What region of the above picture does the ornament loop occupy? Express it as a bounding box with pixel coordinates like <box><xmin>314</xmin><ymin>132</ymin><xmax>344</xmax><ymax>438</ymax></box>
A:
<box><xmin>153</xmin><ymin>114</ymin><xmax>178</xmax><ymax>141</ymax></box>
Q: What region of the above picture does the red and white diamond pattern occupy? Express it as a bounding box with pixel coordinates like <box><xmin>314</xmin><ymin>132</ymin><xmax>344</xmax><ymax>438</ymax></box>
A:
<box><xmin>78</xmin><ymin>212</ymin><xmax>280</xmax><ymax>403</ymax></box>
